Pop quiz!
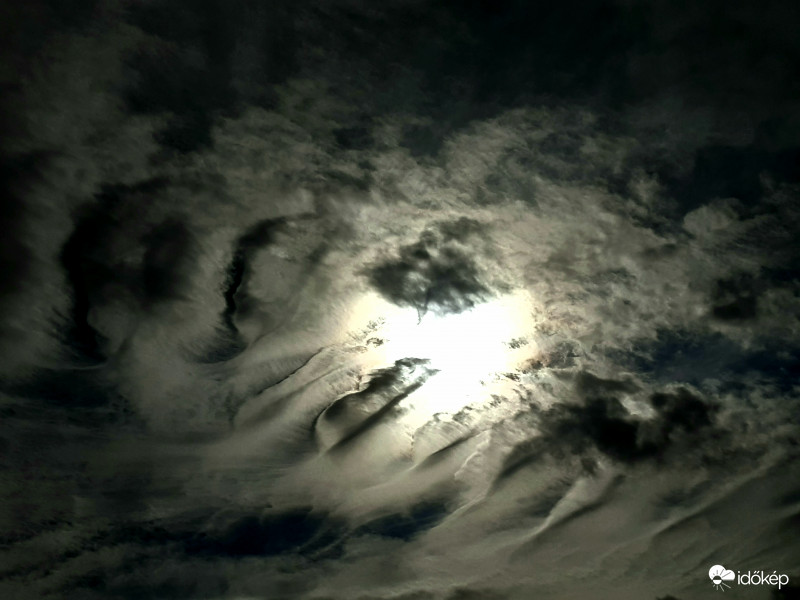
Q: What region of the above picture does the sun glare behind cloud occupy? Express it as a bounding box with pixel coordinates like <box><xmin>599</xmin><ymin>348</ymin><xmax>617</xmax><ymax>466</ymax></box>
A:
<box><xmin>349</xmin><ymin>291</ymin><xmax>537</xmax><ymax>425</ymax></box>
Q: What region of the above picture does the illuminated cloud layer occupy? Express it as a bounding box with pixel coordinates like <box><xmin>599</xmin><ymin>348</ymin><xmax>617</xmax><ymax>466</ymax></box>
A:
<box><xmin>1</xmin><ymin>1</ymin><xmax>799</xmax><ymax>599</ymax></box>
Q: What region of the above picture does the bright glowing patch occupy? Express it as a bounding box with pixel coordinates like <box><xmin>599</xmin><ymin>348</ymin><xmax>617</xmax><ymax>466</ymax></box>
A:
<box><xmin>348</xmin><ymin>291</ymin><xmax>536</xmax><ymax>424</ymax></box>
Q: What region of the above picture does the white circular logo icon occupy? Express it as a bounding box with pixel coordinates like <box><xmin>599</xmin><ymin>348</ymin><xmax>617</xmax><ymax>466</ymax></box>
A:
<box><xmin>709</xmin><ymin>565</ymin><xmax>735</xmax><ymax>591</ymax></box>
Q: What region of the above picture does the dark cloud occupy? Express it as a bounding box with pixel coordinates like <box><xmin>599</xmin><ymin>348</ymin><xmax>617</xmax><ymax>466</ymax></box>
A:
<box><xmin>353</xmin><ymin>501</ymin><xmax>449</xmax><ymax>541</ymax></box>
<box><xmin>0</xmin><ymin>154</ymin><xmax>39</xmax><ymax>300</ymax></box>
<box><xmin>574</xmin><ymin>371</ymin><xmax>639</xmax><ymax>397</ymax></box>
<box><xmin>367</xmin><ymin>223</ymin><xmax>491</xmax><ymax>317</ymax></box>
<box><xmin>124</xmin><ymin>0</ymin><xmax>240</xmax><ymax>153</ymax></box>
<box><xmin>187</xmin><ymin>508</ymin><xmax>336</xmax><ymax>558</ymax></box>
<box><xmin>415</xmin><ymin>434</ymin><xmax>477</xmax><ymax>470</ymax></box>
<box><xmin>320</xmin><ymin>358</ymin><xmax>437</xmax><ymax>452</ymax></box>
<box><xmin>334</xmin><ymin>125</ymin><xmax>374</xmax><ymax>151</ymax></box>
<box><xmin>547</xmin><ymin>396</ymin><xmax>656</xmax><ymax>463</ymax></box>
<box><xmin>499</xmin><ymin>376</ymin><xmax>718</xmax><ymax>478</ymax></box>
<box><xmin>711</xmin><ymin>272</ymin><xmax>759</xmax><ymax>321</ymax></box>
<box><xmin>222</xmin><ymin>218</ymin><xmax>286</xmax><ymax>330</ymax></box>
<box><xmin>59</xmin><ymin>180</ymin><xmax>170</xmax><ymax>352</ymax></box>
<box><xmin>141</xmin><ymin>219</ymin><xmax>196</xmax><ymax>303</ymax></box>
<box><xmin>3</xmin><ymin>366</ymin><xmax>110</xmax><ymax>408</ymax></box>
<box><xmin>446</xmin><ymin>588</ymin><xmax>505</xmax><ymax>600</ymax></box>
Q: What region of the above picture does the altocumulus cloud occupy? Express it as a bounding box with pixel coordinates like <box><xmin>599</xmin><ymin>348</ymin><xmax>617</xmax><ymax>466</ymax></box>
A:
<box><xmin>1</xmin><ymin>1</ymin><xmax>799</xmax><ymax>600</ymax></box>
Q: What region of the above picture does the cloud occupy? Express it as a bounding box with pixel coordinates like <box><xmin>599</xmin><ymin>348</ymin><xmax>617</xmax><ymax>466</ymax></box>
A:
<box><xmin>1</xmin><ymin>1</ymin><xmax>799</xmax><ymax>599</ymax></box>
<box><xmin>496</xmin><ymin>374</ymin><xmax>719</xmax><ymax>482</ymax></box>
<box><xmin>318</xmin><ymin>358</ymin><xmax>437</xmax><ymax>452</ymax></box>
<box><xmin>366</xmin><ymin>221</ymin><xmax>492</xmax><ymax>318</ymax></box>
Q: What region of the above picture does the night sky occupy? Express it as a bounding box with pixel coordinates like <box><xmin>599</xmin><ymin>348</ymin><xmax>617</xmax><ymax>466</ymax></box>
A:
<box><xmin>1</xmin><ymin>1</ymin><xmax>800</xmax><ymax>599</ymax></box>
